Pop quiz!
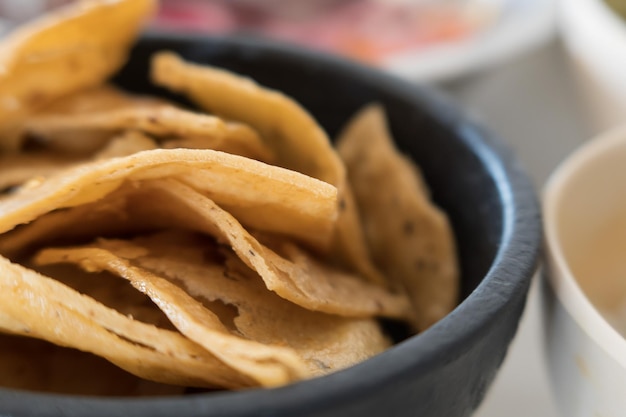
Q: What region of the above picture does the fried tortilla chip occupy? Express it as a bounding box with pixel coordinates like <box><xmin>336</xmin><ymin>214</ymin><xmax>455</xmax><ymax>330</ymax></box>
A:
<box><xmin>0</xmin><ymin>131</ymin><xmax>157</xmax><ymax>198</ymax></box>
<box><xmin>0</xmin><ymin>149</ymin><xmax>338</xmax><ymax>248</ymax></box>
<box><xmin>21</xmin><ymin>86</ymin><xmax>165</xmax><ymax>155</ymax></box>
<box><xmin>337</xmin><ymin>105</ymin><xmax>459</xmax><ymax>331</ymax></box>
<box><xmin>125</xmin><ymin>179</ymin><xmax>411</xmax><ymax>319</ymax></box>
<box><xmin>0</xmin><ymin>0</ymin><xmax>156</xmax><ymax>150</ymax></box>
<box><xmin>0</xmin><ymin>334</ymin><xmax>184</xmax><ymax>396</ymax></box>
<box><xmin>93</xmin><ymin>130</ymin><xmax>158</xmax><ymax>160</ymax></box>
<box><xmin>34</xmin><ymin>261</ymin><xmax>174</xmax><ymax>330</ymax></box>
<box><xmin>0</xmin><ymin>255</ymin><xmax>254</xmax><ymax>388</ymax></box>
<box><xmin>26</xmin><ymin>105</ymin><xmax>273</xmax><ymax>162</ymax></box>
<box><xmin>0</xmin><ymin>183</ymin><xmax>151</xmax><ymax>260</ymax></box>
<box><xmin>35</xmin><ymin>242</ymin><xmax>313</xmax><ymax>387</ymax></box>
<box><xmin>0</xmin><ymin>152</ymin><xmax>78</xmax><ymax>195</ymax></box>
<box><xmin>39</xmin><ymin>85</ymin><xmax>162</xmax><ymax>115</ymax></box>
<box><xmin>0</xmin><ymin>178</ymin><xmax>410</xmax><ymax>319</ymax></box>
<box><xmin>151</xmin><ymin>52</ymin><xmax>384</xmax><ymax>285</ymax></box>
<box><xmin>36</xmin><ymin>232</ymin><xmax>390</xmax><ymax>379</ymax></box>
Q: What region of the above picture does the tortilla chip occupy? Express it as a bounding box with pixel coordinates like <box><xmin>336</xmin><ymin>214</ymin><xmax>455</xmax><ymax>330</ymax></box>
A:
<box><xmin>150</xmin><ymin>52</ymin><xmax>384</xmax><ymax>285</ymax></box>
<box><xmin>35</xmin><ymin>232</ymin><xmax>390</xmax><ymax>379</ymax></box>
<box><xmin>26</xmin><ymin>104</ymin><xmax>273</xmax><ymax>162</ymax></box>
<box><xmin>33</xmin><ymin>261</ymin><xmax>175</xmax><ymax>330</ymax></box>
<box><xmin>0</xmin><ymin>149</ymin><xmax>338</xmax><ymax>248</ymax></box>
<box><xmin>93</xmin><ymin>130</ymin><xmax>159</xmax><ymax>160</ymax></box>
<box><xmin>125</xmin><ymin>179</ymin><xmax>411</xmax><ymax>319</ymax></box>
<box><xmin>337</xmin><ymin>104</ymin><xmax>459</xmax><ymax>331</ymax></box>
<box><xmin>0</xmin><ymin>334</ymin><xmax>185</xmax><ymax>396</ymax></box>
<box><xmin>21</xmin><ymin>86</ymin><xmax>165</xmax><ymax>155</ymax></box>
<box><xmin>0</xmin><ymin>152</ymin><xmax>78</xmax><ymax>195</ymax></box>
<box><xmin>35</xmin><ymin>241</ymin><xmax>313</xmax><ymax>387</ymax></box>
<box><xmin>0</xmin><ymin>131</ymin><xmax>157</xmax><ymax>195</ymax></box>
<box><xmin>0</xmin><ymin>0</ymin><xmax>156</xmax><ymax>150</ymax></box>
<box><xmin>0</xmin><ymin>254</ymin><xmax>255</xmax><ymax>388</ymax></box>
<box><xmin>0</xmin><ymin>177</ymin><xmax>409</xmax><ymax>319</ymax></box>
<box><xmin>162</xmin><ymin>122</ymin><xmax>273</xmax><ymax>162</ymax></box>
<box><xmin>0</xmin><ymin>185</ymin><xmax>137</xmax><ymax>260</ymax></box>
<box><xmin>40</xmin><ymin>85</ymin><xmax>162</xmax><ymax>115</ymax></box>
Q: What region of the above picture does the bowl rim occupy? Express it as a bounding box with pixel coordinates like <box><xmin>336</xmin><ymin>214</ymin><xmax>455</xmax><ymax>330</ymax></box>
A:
<box><xmin>0</xmin><ymin>32</ymin><xmax>541</xmax><ymax>415</ymax></box>
<box><xmin>543</xmin><ymin>124</ymin><xmax>626</xmax><ymax>370</ymax></box>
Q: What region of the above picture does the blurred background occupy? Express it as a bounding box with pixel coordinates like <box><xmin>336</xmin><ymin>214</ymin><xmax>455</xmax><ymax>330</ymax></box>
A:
<box><xmin>3</xmin><ymin>1</ymin><xmax>626</xmax><ymax>416</ymax></box>
<box><xmin>0</xmin><ymin>0</ymin><xmax>554</xmax><ymax>82</ymax></box>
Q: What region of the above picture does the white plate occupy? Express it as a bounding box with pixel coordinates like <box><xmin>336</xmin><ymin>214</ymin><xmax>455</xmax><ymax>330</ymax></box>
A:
<box><xmin>384</xmin><ymin>0</ymin><xmax>557</xmax><ymax>82</ymax></box>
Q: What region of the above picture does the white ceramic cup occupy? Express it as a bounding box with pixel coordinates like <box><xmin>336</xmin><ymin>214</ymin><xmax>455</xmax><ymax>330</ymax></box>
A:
<box><xmin>543</xmin><ymin>125</ymin><xmax>626</xmax><ymax>417</ymax></box>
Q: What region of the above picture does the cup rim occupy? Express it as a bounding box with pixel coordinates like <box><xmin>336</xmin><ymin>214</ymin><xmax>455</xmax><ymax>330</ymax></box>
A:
<box><xmin>543</xmin><ymin>124</ymin><xmax>626</xmax><ymax>368</ymax></box>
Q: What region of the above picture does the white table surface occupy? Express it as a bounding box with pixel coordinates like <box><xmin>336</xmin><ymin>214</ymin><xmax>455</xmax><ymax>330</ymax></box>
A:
<box><xmin>434</xmin><ymin>38</ymin><xmax>596</xmax><ymax>417</ymax></box>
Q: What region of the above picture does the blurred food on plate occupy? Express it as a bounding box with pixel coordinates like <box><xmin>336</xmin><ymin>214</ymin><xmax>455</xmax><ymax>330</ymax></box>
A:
<box><xmin>0</xmin><ymin>0</ymin><xmax>554</xmax><ymax>82</ymax></box>
<box><xmin>0</xmin><ymin>0</ymin><xmax>502</xmax><ymax>64</ymax></box>
<box><xmin>154</xmin><ymin>0</ymin><xmax>501</xmax><ymax>64</ymax></box>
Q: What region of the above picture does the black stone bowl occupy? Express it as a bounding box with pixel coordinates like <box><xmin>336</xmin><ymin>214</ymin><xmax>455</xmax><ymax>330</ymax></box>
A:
<box><xmin>0</xmin><ymin>34</ymin><xmax>541</xmax><ymax>417</ymax></box>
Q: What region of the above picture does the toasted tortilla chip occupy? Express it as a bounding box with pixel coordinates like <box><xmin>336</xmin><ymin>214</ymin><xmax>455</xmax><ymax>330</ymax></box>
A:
<box><xmin>337</xmin><ymin>105</ymin><xmax>459</xmax><ymax>331</ymax></box>
<box><xmin>34</xmin><ymin>261</ymin><xmax>174</xmax><ymax>330</ymax></box>
<box><xmin>93</xmin><ymin>130</ymin><xmax>159</xmax><ymax>160</ymax></box>
<box><xmin>39</xmin><ymin>85</ymin><xmax>163</xmax><ymax>115</ymax></box>
<box><xmin>0</xmin><ymin>0</ymin><xmax>156</xmax><ymax>150</ymax></box>
<box><xmin>35</xmin><ymin>242</ymin><xmax>312</xmax><ymax>387</ymax></box>
<box><xmin>0</xmin><ymin>334</ymin><xmax>185</xmax><ymax>396</ymax></box>
<box><xmin>36</xmin><ymin>232</ymin><xmax>390</xmax><ymax>378</ymax></box>
<box><xmin>0</xmin><ymin>149</ymin><xmax>338</xmax><ymax>248</ymax></box>
<box><xmin>129</xmin><ymin>179</ymin><xmax>411</xmax><ymax>319</ymax></box>
<box><xmin>0</xmin><ymin>152</ymin><xmax>78</xmax><ymax>195</ymax></box>
<box><xmin>0</xmin><ymin>185</ymin><xmax>137</xmax><ymax>260</ymax></box>
<box><xmin>151</xmin><ymin>52</ymin><xmax>384</xmax><ymax>285</ymax></box>
<box><xmin>162</xmin><ymin>122</ymin><xmax>273</xmax><ymax>162</ymax></box>
<box><xmin>22</xmin><ymin>86</ymin><xmax>165</xmax><ymax>155</ymax></box>
<box><xmin>151</xmin><ymin>52</ymin><xmax>338</xmax><ymax>183</ymax></box>
<box><xmin>0</xmin><ymin>131</ymin><xmax>156</xmax><ymax>202</ymax></box>
<box><xmin>0</xmin><ymin>255</ymin><xmax>254</xmax><ymax>388</ymax></box>
<box><xmin>26</xmin><ymin>105</ymin><xmax>273</xmax><ymax>162</ymax></box>
<box><xmin>0</xmin><ymin>177</ymin><xmax>409</xmax><ymax>319</ymax></box>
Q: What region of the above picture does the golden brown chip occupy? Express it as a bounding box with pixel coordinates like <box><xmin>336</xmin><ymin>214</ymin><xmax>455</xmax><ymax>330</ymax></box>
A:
<box><xmin>35</xmin><ymin>242</ymin><xmax>313</xmax><ymax>387</ymax></box>
<box><xmin>40</xmin><ymin>85</ymin><xmax>163</xmax><ymax>115</ymax></box>
<box><xmin>125</xmin><ymin>179</ymin><xmax>411</xmax><ymax>319</ymax></box>
<box><xmin>0</xmin><ymin>149</ymin><xmax>338</xmax><ymax>248</ymax></box>
<box><xmin>22</xmin><ymin>86</ymin><xmax>165</xmax><ymax>155</ymax></box>
<box><xmin>0</xmin><ymin>334</ymin><xmax>185</xmax><ymax>396</ymax></box>
<box><xmin>33</xmin><ymin>261</ymin><xmax>174</xmax><ymax>330</ymax></box>
<box><xmin>151</xmin><ymin>52</ymin><xmax>338</xmax><ymax>182</ymax></box>
<box><xmin>0</xmin><ymin>177</ymin><xmax>409</xmax><ymax>319</ymax></box>
<box><xmin>35</xmin><ymin>232</ymin><xmax>391</xmax><ymax>379</ymax></box>
<box><xmin>0</xmin><ymin>152</ymin><xmax>78</xmax><ymax>195</ymax></box>
<box><xmin>162</xmin><ymin>122</ymin><xmax>273</xmax><ymax>162</ymax></box>
<box><xmin>93</xmin><ymin>130</ymin><xmax>159</xmax><ymax>160</ymax></box>
<box><xmin>337</xmin><ymin>104</ymin><xmax>459</xmax><ymax>331</ymax></box>
<box><xmin>26</xmin><ymin>104</ymin><xmax>273</xmax><ymax>162</ymax></box>
<box><xmin>0</xmin><ymin>0</ymin><xmax>156</xmax><ymax>150</ymax></box>
<box><xmin>0</xmin><ymin>183</ymin><xmax>156</xmax><ymax>260</ymax></box>
<box><xmin>0</xmin><ymin>254</ymin><xmax>254</xmax><ymax>388</ymax></box>
<box><xmin>0</xmin><ymin>131</ymin><xmax>158</xmax><ymax>201</ymax></box>
<box><xmin>151</xmin><ymin>52</ymin><xmax>384</xmax><ymax>284</ymax></box>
